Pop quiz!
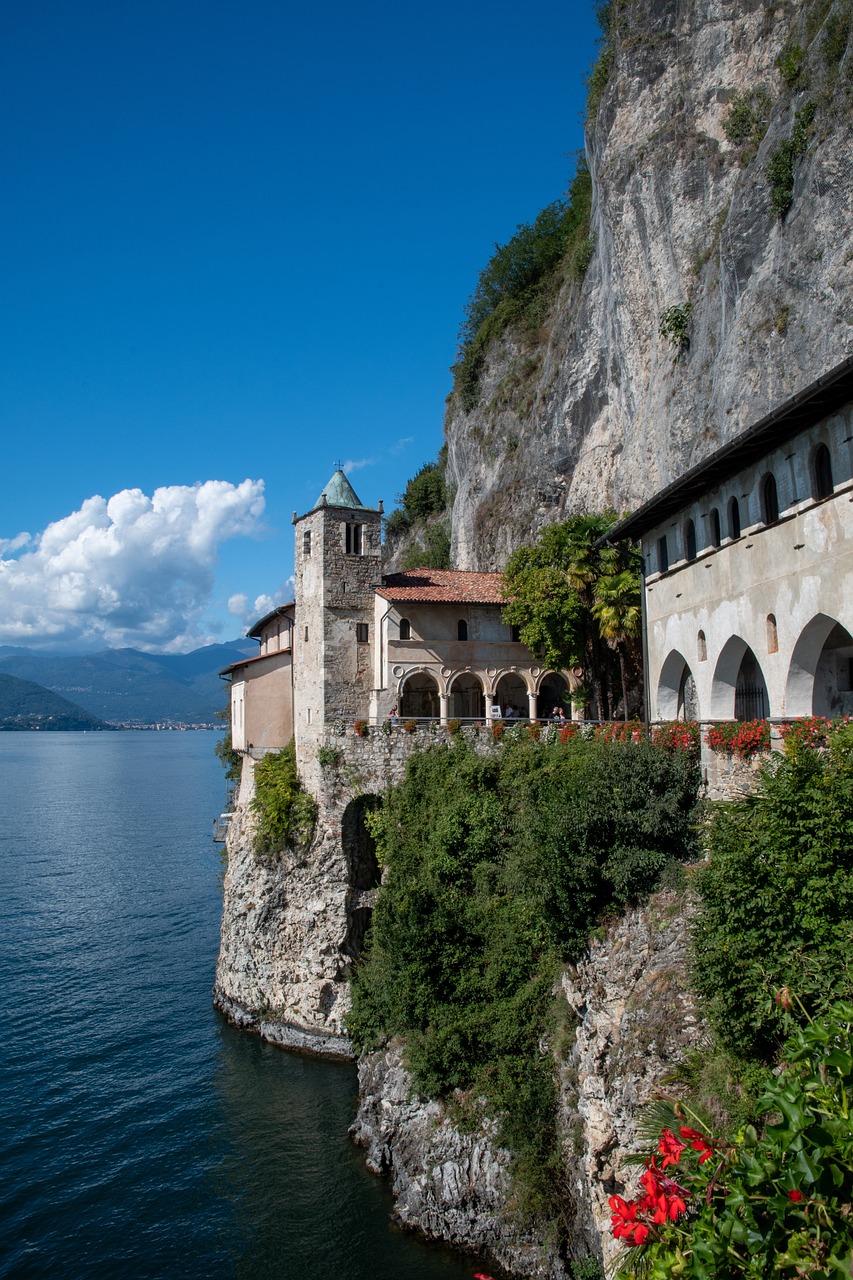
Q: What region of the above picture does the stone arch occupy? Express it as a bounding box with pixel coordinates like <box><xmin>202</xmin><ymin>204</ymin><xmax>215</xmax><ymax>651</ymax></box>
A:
<box><xmin>785</xmin><ymin>615</ymin><xmax>853</xmax><ymax>717</ymax></box>
<box><xmin>399</xmin><ymin>670</ymin><xmax>440</xmax><ymax>719</ymax></box>
<box><xmin>448</xmin><ymin>671</ymin><xmax>485</xmax><ymax>720</ymax></box>
<box><xmin>657</xmin><ymin>650</ymin><xmax>699</xmax><ymax>720</ymax></box>
<box><xmin>341</xmin><ymin>794</ymin><xmax>382</xmax><ymax>961</ymax></box>
<box><xmin>538</xmin><ymin>671</ymin><xmax>572</xmax><ymax>717</ymax></box>
<box><xmin>711</xmin><ymin>637</ymin><xmax>769</xmax><ymax>719</ymax></box>
<box><xmin>495</xmin><ymin>671</ymin><xmax>528</xmax><ymax>717</ymax></box>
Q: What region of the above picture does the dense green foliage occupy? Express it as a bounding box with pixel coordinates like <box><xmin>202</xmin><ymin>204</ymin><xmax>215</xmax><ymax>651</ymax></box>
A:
<box><xmin>251</xmin><ymin>741</ymin><xmax>318</xmax><ymax>857</ymax></box>
<box><xmin>452</xmin><ymin>160</ymin><xmax>593</xmax><ymax>412</ymax></box>
<box><xmin>766</xmin><ymin>102</ymin><xmax>817</xmax><ymax>218</ymax></box>
<box><xmin>349</xmin><ymin>736</ymin><xmax>699</xmax><ymax>1219</ymax></box>
<box><xmin>723</xmin><ymin>87</ymin><xmax>772</xmax><ymax>152</ymax></box>
<box><xmin>614</xmin><ymin>1003</ymin><xmax>853</xmax><ymax>1279</ymax></box>
<box><xmin>384</xmin><ymin>450</ymin><xmax>451</xmax><ymax>569</ymax></box>
<box><xmin>501</xmin><ymin>514</ymin><xmax>641</xmax><ymax>720</ymax></box>
<box><xmin>692</xmin><ymin>730</ymin><xmax>853</xmax><ymax>1063</ymax></box>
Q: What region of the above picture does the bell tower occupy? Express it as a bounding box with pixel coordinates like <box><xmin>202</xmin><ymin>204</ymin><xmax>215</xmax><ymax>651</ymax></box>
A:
<box><xmin>292</xmin><ymin>469</ymin><xmax>382</xmax><ymax>752</ymax></box>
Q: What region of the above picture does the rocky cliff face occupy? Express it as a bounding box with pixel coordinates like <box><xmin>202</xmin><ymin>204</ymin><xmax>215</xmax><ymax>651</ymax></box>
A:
<box><xmin>213</xmin><ymin>757</ymin><xmax>354</xmax><ymax>1056</ymax></box>
<box><xmin>351</xmin><ymin>888</ymin><xmax>704</xmax><ymax>1276</ymax></box>
<box><xmin>447</xmin><ymin>0</ymin><xmax>853</xmax><ymax>569</ymax></box>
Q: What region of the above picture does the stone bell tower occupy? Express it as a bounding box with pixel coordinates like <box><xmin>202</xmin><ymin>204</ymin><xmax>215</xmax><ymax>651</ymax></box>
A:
<box><xmin>291</xmin><ymin>469</ymin><xmax>383</xmax><ymax>757</ymax></box>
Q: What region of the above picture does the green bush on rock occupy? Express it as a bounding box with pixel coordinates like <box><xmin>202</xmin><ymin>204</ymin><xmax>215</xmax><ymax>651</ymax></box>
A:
<box><xmin>251</xmin><ymin>741</ymin><xmax>318</xmax><ymax>858</ymax></box>
<box><xmin>348</xmin><ymin>735</ymin><xmax>699</xmax><ymax>1223</ymax></box>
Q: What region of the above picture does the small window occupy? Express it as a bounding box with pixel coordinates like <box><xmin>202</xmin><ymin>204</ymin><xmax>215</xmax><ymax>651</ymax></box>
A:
<box><xmin>685</xmin><ymin>519</ymin><xmax>697</xmax><ymax>561</ymax></box>
<box><xmin>709</xmin><ymin>508</ymin><xmax>721</xmax><ymax>548</ymax></box>
<box><xmin>728</xmin><ymin>497</ymin><xmax>741</xmax><ymax>540</ymax></box>
<box><xmin>698</xmin><ymin>630</ymin><xmax>707</xmax><ymax>662</ymax></box>
<box><xmin>761</xmin><ymin>473</ymin><xmax>779</xmax><ymax>525</ymax></box>
<box><xmin>399</xmin><ymin>618</ymin><xmax>411</xmax><ymax>640</ymax></box>
<box><xmin>457</xmin><ymin>619</ymin><xmax>468</xmax><ymax>641</ymax></box>
<box><xmin>511</xmin><ymin>624</ymin><xmax>521</xmax><ymax>642</ymax></box>
<box><xmin>356</xmin><ymin>623</ymin><xmax>369</xmax><ymax>643</ymax></box>
<box><xmin>766</xmin><ymin>614</ymin><xmax>778</xmax><ymax>654</ymax></box>
<box><xmin>345</xmin><ymin>523</ymin><xmax>363</xmax><ymax>555</ymax></box>
<box><xmin>303</xmin><ymin>530</ymin><xmax>312</xmax><ymax>556</ymax></box>
<box><xmin>304</xmin><ymin>625</ymin><xmax>309</xmax><ymax>642</ymax></box>
<box><xmin>657</xmin><ymin>535</ymin><xmax>669</xmax><ymax>574</ymax></box>
<box><xmin>813</xmin><ymin>443</ymin><xmax>834</xmax><ymax>500</ymax></box>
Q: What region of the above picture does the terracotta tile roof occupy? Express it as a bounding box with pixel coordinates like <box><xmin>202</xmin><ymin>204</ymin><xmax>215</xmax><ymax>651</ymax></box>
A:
<box><xmin>377</xmin><ymin>568</ymin><xmax>507</xmax><ymax>605</ymax></box>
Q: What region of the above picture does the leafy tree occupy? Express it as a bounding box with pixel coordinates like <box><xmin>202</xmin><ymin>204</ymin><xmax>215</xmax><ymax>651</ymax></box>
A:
<box><xmin>501</xmin><ymin>514</ymin><xmax>641</xmax><ymax>719</ymax></box>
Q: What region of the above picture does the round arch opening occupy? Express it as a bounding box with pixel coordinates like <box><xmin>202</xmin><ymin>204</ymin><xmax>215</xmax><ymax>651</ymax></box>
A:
<box><xmin>657</xmin><ymin>650</ymin><xmax>698</xmax><ymax>721</ymax></box>
<box><xmin>711</xmin><ymin>637</ymin><xmax>769</xmax><ymax>720</ymax></box>
<box><xmin>399</xmin><ymin>672</ymin><xmax>440</xmax><ymax>720</ymax></box>
<box><xmin>495</xmin><ymin>672</ymin><xmax>527</xmax><ymax>718</ymax></box>
<box><xmin>786</xmin><ymin>615</ymin><xmax>853</xmax><ymax>717</ymax></box>
<box><xmin>539</xmin><ymin>672</ymin><xmax>571</xmax><ymax>719</ymax></box>
<box><xmin>448</xmin><ymin>672</ymin><xmax>485</xmax><ymax>720</ymax></box>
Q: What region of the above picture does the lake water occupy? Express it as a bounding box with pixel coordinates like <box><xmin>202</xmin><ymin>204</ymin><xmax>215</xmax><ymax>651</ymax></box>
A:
<box><xmin>0</xmin><ymin>733</ymin><xmax>478</xmax><ymax>1280</ymax></box>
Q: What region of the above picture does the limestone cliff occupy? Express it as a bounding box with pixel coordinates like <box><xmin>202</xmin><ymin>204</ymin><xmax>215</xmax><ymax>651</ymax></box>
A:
<box><xmin>446</xmin><ymin>0</ymin><xmax>853</xmax><ymax>570</ymax></box>
<box><xmin>351</xmin><ymin>888</ymin><xmax>704</xmax><ymax>1276</ymax></box>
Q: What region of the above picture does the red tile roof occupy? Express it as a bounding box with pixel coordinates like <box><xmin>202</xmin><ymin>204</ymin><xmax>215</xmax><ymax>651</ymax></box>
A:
<box><xmin>377</xmin><ymin>568</ymin><xmax>507</xmax><ymax>604</ymax></box>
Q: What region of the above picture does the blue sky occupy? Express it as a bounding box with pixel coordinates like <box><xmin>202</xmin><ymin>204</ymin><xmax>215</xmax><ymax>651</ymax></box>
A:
<box><xmin>1</xmin><ymin>0</ymin><xmax>600</xmax><ymax>652</ymax></box>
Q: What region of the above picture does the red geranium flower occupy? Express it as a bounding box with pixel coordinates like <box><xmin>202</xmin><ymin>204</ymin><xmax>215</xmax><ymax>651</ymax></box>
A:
<box><xmin>788</xmin><ymin>1189</ymin><xmax>804</xmax><ymax>1202</ymax></box>
<box><xmin>680</xmin><ymin>1125</ymin><xmax>715</xmax><ymax>1163</ymax></box>
<box><xmin>658</xmin><ymin>1127</ymin><xmax>686</xmax><ymax>1169</ymax></box>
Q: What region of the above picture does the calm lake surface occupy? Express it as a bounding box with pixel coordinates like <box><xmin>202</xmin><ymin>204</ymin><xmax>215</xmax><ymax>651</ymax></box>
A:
<box><xmin>0</xmin><ymin>732</ymin><xmax>476</xmax><ymax>1280</ymax></box>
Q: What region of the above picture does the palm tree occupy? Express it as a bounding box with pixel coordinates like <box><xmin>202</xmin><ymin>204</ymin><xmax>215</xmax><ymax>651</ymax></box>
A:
<box><xmin>592</xmin><ymin>569</ymin><xmax>642</xmax><ymax>721</ymax></box>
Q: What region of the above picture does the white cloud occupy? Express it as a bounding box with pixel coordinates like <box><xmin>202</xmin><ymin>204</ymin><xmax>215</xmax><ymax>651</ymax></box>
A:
<box><xmin>223</xmin><ymin>579</ymin><xmax>295</xmax><ymax>635</ymax></box>
<box><xmin>389</xmin><ymin>436</ymin><xmax>414</xmax><ymax>455</ymax></box>
<box><xmin>342</xmin><ymin>457</ymin><xmax>374</xmax><ymax>474</ymax></box>
<box><xmin>0</xmin><ymin>480</ymin><xmax>265</xmax><ymax>652</ymax></box>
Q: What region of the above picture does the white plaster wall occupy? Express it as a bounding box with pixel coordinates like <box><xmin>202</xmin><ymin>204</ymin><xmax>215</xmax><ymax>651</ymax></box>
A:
<box><xmin>642</xmin><ymin>406</ymin><xmax>853</xmax><ymax>720</ymax></box>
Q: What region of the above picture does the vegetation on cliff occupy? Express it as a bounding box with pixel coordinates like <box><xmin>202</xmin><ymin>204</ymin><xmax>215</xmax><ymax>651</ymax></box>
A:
<box><xmin>692</xmin><ymin>727</ymin><xmax>853</xmax><ymax>1063</ymax></box>
<box><xmin>608</xmin><ymin>732</ymin><xmax>853</xmax><ymax>1277</ymax></box>
<box><xmin>250</xmin><ymin>742</ymin><xmax>318</xmax><ymax>857</ymax></box>
<box><xmin>348</xmin><ymin>734</ymin><xmax>700</xmax><ymax>1222</ymax></box>
<box><xmin>383</xmin><ymin>449</ymin><xmax>451</xmax><ymax>570</ymax></box>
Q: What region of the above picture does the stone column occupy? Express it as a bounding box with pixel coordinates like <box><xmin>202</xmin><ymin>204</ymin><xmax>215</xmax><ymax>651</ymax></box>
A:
<box><xmin>528</xmin><ymin>691</ymin><xmax>538</xmax><ymax>721</ymax></box>
<box><xmin>439</xmin><ymin>693</ymin><xmax>449</xmax><ymax>726</ymax></box>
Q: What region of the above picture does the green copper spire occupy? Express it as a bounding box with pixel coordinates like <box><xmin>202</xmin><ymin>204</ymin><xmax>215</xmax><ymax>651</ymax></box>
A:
<box><xmin>313</xmin><ymin>469</ymin><xmax>372</xmax><ymax>511</ymax></box>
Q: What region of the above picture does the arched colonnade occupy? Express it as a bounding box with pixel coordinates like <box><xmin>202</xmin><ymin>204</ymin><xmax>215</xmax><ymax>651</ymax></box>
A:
<box><xmin>396</xmin><ymin>665</ymin><xmax>573</xmax><ymax>724</ymax></box>
<box><xmin>656</xmin><ymin>613</ymin><xmax>853</xmax><ymax>721</ymax></box>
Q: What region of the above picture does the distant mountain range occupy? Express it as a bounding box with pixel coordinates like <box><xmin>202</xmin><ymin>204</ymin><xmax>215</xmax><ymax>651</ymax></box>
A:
<box><xmin>0</xmin><ymin>673</ymin><xmax>110</xmax><ymax>731</ymax></box>
<box><xmin>0</xmin><ymin>640</ymin><xmax>256</xmax><ymax>726</ymax></box>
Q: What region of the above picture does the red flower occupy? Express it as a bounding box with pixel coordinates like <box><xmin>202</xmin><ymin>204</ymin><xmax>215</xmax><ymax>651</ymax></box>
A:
<box><xmin>609</xmin><ymin>1195</ymin><xmax>641</xmax><ymax>1240</ymax></box>
<box><xmin>658</xmin><ymin>1128</ymin><xmax>686</xmax><ymax>1169</ymax></box>
<box><xmin>788</xmin><ymin>1189</ymin><xmax>804</xmax><ymax>1202</ymax></box>
<box><xmin>680</xmin><ymin>1125</ymin><xmax>715</xmax><ymax>1164</ymax></box>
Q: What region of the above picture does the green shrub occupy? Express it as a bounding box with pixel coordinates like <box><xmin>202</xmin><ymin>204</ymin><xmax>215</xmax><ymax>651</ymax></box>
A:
<box><xmin>723</xmin><ymin>87</ymin><xmax>773</xmax><ymax>151</ymax></box>
<box><xmin>776</xmin><ymin>40</ymin><xmax>808</xmax><ymax>87</ymax></box>
<box><xmin>348</xmin><ymin>737</ymin><xmax>699</xmax><ymax>1225</ymax></box>
<box><xmin>612</xmin><ymin>1003</ymin><xmax>853</xmax><ymax>1279</ymax></box>
<box><xmin>659</xmin><ymin>303</ymin><xmax>693</xmax><ymax>352</ymax></box>
<box><xmin>452</xmin><ymin>160</ymin><xmax>593</xmax><ymax>411</ymax></box>
<box><xmin>766</xmin><ymin>101</ymin><xmax>816</xmax><ymax>218</ymax></box>
<box><xmin>822</xmin><ymin>4</ymin><xmax>851</xmax><ymax>67</ymax></box>
<box><xmin>251</xmin><ymin>742</ymin><xmax>318</xmax><ymax>857</ymax></box>
<box><xmin>692</xmin><ymin>728</ymin><xmax>853</xmax><ymax>1062</ymax></box>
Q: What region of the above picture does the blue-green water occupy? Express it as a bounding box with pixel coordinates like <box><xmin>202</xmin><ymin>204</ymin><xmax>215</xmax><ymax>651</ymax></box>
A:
<box><xmin>0</xmin><ymin>733</ymin><xmax>478</xmax><ymax>1280</ymax></box>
